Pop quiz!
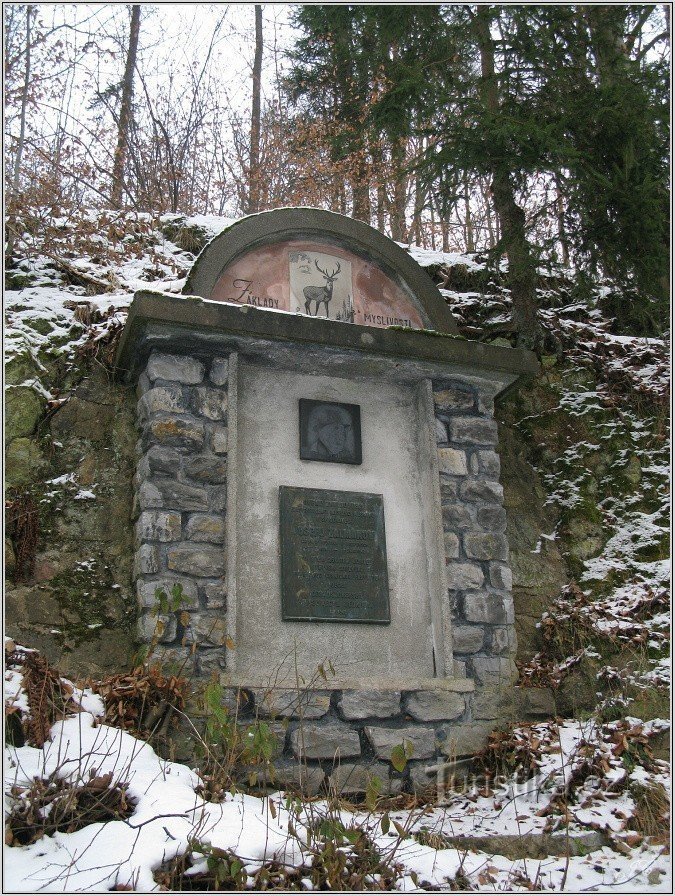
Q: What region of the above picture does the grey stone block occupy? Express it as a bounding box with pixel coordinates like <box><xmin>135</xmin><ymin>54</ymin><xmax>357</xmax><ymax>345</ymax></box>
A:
<box><xmin>453</xmin><ymin>659</ymin><xmax>467</xmax><ymax>678</ymax></box>
<box><xmin>477</xmin><ymin>450</ymin><xmax>500</xmax><ymax>477</ymax></box>
<box><xmin>273</xmin><ymin>762</ymin><xmax>326</xmax><ymax>796</ymax></box>
<box><xmin>489</xmin><ymin>563</ymin><xmax>513</xmax><ymax>591</ymax></box>
<box><xmin>203</xmin><ymin>580</ymin><xmax>227</xmax><ymax>609</ymax></box>
<box><xmin>185</xmin><ymin>513</ymin><xmax>225</xmax><ymax>543</ymax></box>
<box><xmin>435</xmin><ymin>418</ymin><xmax>447</xmax><ymax>443</ymax></box>
<box><xmin>185</xmin><ymin>613</ymin><xmax>228</xmax><ymax>647</ymax></box>
<box><xmin>167</xmin><ymin>544</ymin><xmax>226</xmax><ymax>577</ymax></box>
<box><xmin>442</xmin><ymin>503</ymin><xmax>475</xmax><ymax>530</ymax></box>
<box><xmin>448</xmin><ymin>416</ymin><xmax>498</xmax><ymax>446</ymax></box>
<box><xmin>194</xmin><ymin>386</ymin><xmax>228</xmax><ymax>421</ymax></box>
<box><xmin>196</xmin><ymin>648</ymin><xmax>227</xmax><ymax>676</ymax></box>
<box><xmin>212</xmin><ymin>426</ymin><xmax>229</xmax><ymax>455</ymax></box>
<box><xmin>514</xmin><ymin>687</ymin><xmax>556</xmax><ymax>718</ymax></box>
<box><xmin>438</xmin><ymin>722</ymin><xmax>495</xmax><ymax>759</ymax></box>
<box><xmin>365</xmin><ymin>725</ymin><xmax>436</xmax><ymax>760</ymax></box>
<box><xmin>138</xmin><ymin>480</ymin><xmax>163</xmax><ymax>510</ymax></box>
<box><xmin>152</xmin><ymin>477</ymin><xmax>209</xmax><ymax>511</ymax></box>
<box><xmin>477</xmin><ymin>505</ymin><xmax>507</xmax><ymax>532</ymax></box>
<box><xmin>137</xmin><ymin>578</ymin><xmax>199</xmax><ymax>609</ymax></box>
<box><xmin>408</xmin><ymin>761</ymin><xmax>436</xmax><ymax>796</ymax></box>
<box><xmin>437</xmin><ymin>447</ymin><xmax>468</xmax><ymax>475</ymax></box>
<box><xmin>464</xmin><ymin>533</ymin><xmax>509</xmax><ymax>562</ymax></box>
<box><xmin>443</xmin><ymin>532</ymin><xmax>460</xmax><ymax>560</ymax></box>
<box><xmin>463</xmin><ymin>591</ymin><xmax>510</xmax><ymax>625</ymax></box>
<box><xmin>147</xmin><ymin>351</ymin><xmax>204</xmax><ymax>385</ymax></box>
<box><xmin>136</xmin><ymin>370</ymin><xmax>151</xmax><ymax>397</ymax></box>
<box><xmin>490</xmin><ymin>626</ymin><xmax>517</xmax><ymax>655</ymax></box>
<box><xmin>135</xmin><ymin>510</ymin><xmax>182</xmax><ymax>543</ymax></box>
<box><xmin>452</xmin><ymin>625</ymin><xmax>485</xmax><ymax>654</ymax></box>
<box><xmin>137</xmin><ymin>612</ymin><xmax>176</xmax><ymax>644</ymax></box>
<box><xmin>209</xmin><ymin>357</ymin><xmax>229</xmax><ymax>387</ymax></box>
<box><xmin>328</xmin><ymin>762</ymin><xmax>390</xmax><ymax>796</ymax></box>
<box><xmin>183</xmin><ymin>456</ymin><xmax>228</xmax><ymax>484</ymax></box>
<box><xmin>472</xmin><ymin>689</ymin><xmax>514</xmax><ymax>721</ymax></box>
<box><xmin>446</xmin><ymin>562</ymin><xmax>484</xmax><ymax>590</ymax></box>
<box><xmin>138</xmin><ymin>384</ymin><xmax>186</xmax><ymax>420</ymax></box>
<box><xmin>439</xmin><ymin>479</ymin><xmax>459</xmax><ymax>501</ymax></box>
<box><xmin>143</xmin><ymin>445</ymin><xmax>181</xmax><ymax>475</ymax></box>
<box><xmin>134</xmin><ymin>544</ymin><xmax>159</xmax><ymax>576</ymax></box>
<box><xmin>253</xmin><ymin>689</ymin><xmax>331</xmax><ymax>720</ymax></box>
<box><xmin>338</xmin><ymin>690</ymin><xmax>401</xmax><ymax>720</ymax></box>
<box><xmin>290</xmin><ymin>723</ymin><xmax>361</xmax><ymax>760</ymax></box>
<box><xmin>434</xmin><ymin>386</ymin><xmax>475</xmax><ymax>413</ymax></box>
<box><xmin>477</xmin><ymin>392</ymin><xmax>495</xmax><ymax>415</ymax></box>
<box><xmin>404</xmin><ymin>691</ymin><xmax>466</xmax><ymax>722</ymax></box>
<box><xmin>461</xmin><ymin>480</ymin><xmax>504</xmax><ymax>504</ymax></box>
<box><xmin>207</xmin><ymin>485</ymin><xmax>228</xmax><ymax>512</ymax></box>
<box><xmin>471</xmin><ymin>656</ymin><xmax>518</xmax><ymax>688</ymax></box>
<box><xmin>145</xmin><ymin>415</ymin><xmax>205</xmax><ymax>450</ymax></box>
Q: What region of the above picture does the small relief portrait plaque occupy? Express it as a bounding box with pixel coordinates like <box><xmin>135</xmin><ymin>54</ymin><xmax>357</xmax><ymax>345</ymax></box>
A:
<box><xmin>289</xmin><ymin>250</ymin><xmax>354</xmax><ymax>322</ymax></box>
<box><xmin>299</xmin><ymin>399</ymin><xmax>362</xmax><ymax>465</ymax></box>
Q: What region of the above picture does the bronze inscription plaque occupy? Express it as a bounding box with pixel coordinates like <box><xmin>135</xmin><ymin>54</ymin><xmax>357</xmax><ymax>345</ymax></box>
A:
<box><xmin>279</xmin><ymin>486</ymin><xmax>390</xmax><ymax>623</ymax></box>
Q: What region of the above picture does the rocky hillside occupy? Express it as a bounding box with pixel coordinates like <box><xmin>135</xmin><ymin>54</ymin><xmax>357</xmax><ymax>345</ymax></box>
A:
<box><xmin>4</xmin><ymin>209</ymin><xmax>670</xmax><ymax>738</ymax></box>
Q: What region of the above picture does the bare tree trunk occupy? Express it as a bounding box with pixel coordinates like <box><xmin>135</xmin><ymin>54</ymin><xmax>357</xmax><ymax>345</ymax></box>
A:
<box><xmin>389</xmin><ymin>137</ymin><xmax>407</xmax><ymax>241</ymax></box>
<box><xmin>554</xmin><ymin>175</ymin><xmax>570</xmax><ymax>267</ymax></box>
<box><xmin>474</xmin><ymin>6</ymin><xmax>542</xmax><ymax>350</ymax></box>
<box><xmin>350</xmin><ymin>150</ymin><xmax>371</xmax><ymax>223</ymax></box>
<box><xmin>11</xmin><ymin>4</ymin><xmax>32</xmax><ymax>196</ymax></box>
<box><xmin>248</xmin><ymin>4</ymin><xmax>263</xmax><ymax>214</ymax></box>
<box><xmin>111</xmin><ymin>4</ymin><xmax>141</xmax><ymax>208</ymax></box>
<box><xmin>463</xmin><ymin>173</ymin><xmax>475</xmax><ymax>252</ymax></box>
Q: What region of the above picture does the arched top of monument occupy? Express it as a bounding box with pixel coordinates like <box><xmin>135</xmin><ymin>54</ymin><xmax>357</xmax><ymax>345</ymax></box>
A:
<box><xmin>183</xmin><ymin>208</ymin><xmax>458</xmax><ymax>334</ymax></box>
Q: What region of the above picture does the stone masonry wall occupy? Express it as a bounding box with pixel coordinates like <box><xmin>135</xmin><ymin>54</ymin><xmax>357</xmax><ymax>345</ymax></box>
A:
<box><xmin>134</xmin><ymin>351</ymin><xmax>230</xmax><ymax>675</ymax></box>
<box><xmin>134</xmin><ymin>350</ymin><xmax>519</xmax><ymax>793</ymax></box>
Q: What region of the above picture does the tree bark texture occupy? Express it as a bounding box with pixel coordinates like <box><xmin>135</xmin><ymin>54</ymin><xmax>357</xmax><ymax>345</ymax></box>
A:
<box><xmin>111</xmin><ymin>4</ymin><xmax>141</xmax><ymax>209</ymax></box>
<box><xmin>248</xmin><ymin>4</ymin><xmax>263</xmax><ymax>214</ymax></box>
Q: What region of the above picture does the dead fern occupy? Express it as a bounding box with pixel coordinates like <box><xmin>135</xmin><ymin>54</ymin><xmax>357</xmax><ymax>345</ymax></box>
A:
<box><xmin>9</xmin><ymin>648</ymin><xmax>75</xmax><ymax>748</ymax></box>
<box><xmin>5</xmin><ymin>492</ymin><xmax>39</xmax><ymax>581</ymax></box>
<box><xmin>93</xmin><ymin>664</ymin><xmax>187</xmax><ymax>738</ymax></box>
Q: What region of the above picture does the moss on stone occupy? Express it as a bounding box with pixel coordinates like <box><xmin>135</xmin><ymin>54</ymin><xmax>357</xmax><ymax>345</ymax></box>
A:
<box><xmin>5</xmin><ymin>386</ymin><xmax>44</xmax><ymax>442</ymax></box>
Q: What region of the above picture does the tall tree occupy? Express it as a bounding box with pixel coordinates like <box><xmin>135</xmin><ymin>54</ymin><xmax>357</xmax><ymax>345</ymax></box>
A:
<box><xmin>110</xmin><ymin>4</ymin><xmax>140</xmax><ymax>208</ymax></box>
<box><xmin>247</xmin><ymin>4</ymin><xmax>263</xmax><ymax>214</ymax></box>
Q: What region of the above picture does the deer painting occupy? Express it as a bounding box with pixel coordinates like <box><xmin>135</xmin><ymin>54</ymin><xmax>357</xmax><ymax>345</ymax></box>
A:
<box><xmin>303</xmin><ymin>260</ymin><xmax>341</xmax><ymax>317</ymax></box>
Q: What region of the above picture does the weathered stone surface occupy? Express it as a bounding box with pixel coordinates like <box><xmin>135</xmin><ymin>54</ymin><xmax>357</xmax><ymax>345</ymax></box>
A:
<box><xmin>365</xmin><ymin>725</ymin><xmax>436</xmax><ymax>760</ymax></box>
<box><xmin>408</xmin><ymin>761</ymin><xmax>436</xmax><ymax>796</ymax></box>
<box><xmin>439</xmin><ymin>722</ymin><xmax>495</xmax><ymax>758</ymax></box>
<box><xmin>437</xmin><ymin>447</ymin><xmax>468</xmax><ymax>475</ymax></box>
<box><xmin>444</xmin><ymin>532</ymin><xmax>460</xmax><ymax>560</ymax></box>
<box><xmin>209</xmin><ymin>357</ymin><xmax>229</xmax><ymax>387</ymax></box>
<box><xmin>167</xmin><ymin>544</ymin><xmax>226</xmax><ymax>577</ymax></box>
<box><xmin>5</xmin><ymin>386</ymin><xmax>43</xmax><ymax>441</ymax></box>
<box><xmin>135</xmin><ymin>510</ymin><xmax>182</xmax><ymax>543</ymax></box>
<box><xmin>187</xmin><ymin>613</ymin><xmax>228</xmax><ymax>647</ymax></box>
<box><xmin>472</xmin><ymin>689</ymin><xmax>514</xmax><ymax>721</ymax></box>
<box><xmin>439</xmin><ymin>479</ymin><xmax>458</xmax><ymax>501</ymax></box>
<box><xmin>514</xmin><ymin>687</ymin><xmax>556</xmax><ymax>718</ymax></box>
<box><xmin>203</xmin><ymin>580</ymin><xmax>227</xmax><ymax>609</ymax></box>
<box><xmin>452</xmin><ymin>625</ymin><xmax>485</xmax><ymax>654</ymax></box>
<box><xmin>196</xmin><ymin>648</ymin><xmax>227</xmax><ymax>676</ymax></box>
<box><xmin>137</xmin><ymin>612</ymin><xmax>176</xmax><ymax>644</ymax></box>
<box><xmin>489</xmin><ymin>563</ymin><xmax>513</xmax><ymax>590</ymax></box>
<box><xmin>464</xmin><ymin>533</ymin><xmax>509</xmax><ymax>562</ymax></box>
<box><xmin>338</xmin><ymin>690</ymin><xmax>401</xmax><ymax>720</ymax></box>
<box><xmin>446</xmin><ymin>562</ymin><xmax>484</xmax><ymax>590</ymax></box>
<box><xmin>273</xmin><ymin>762</ymin><xmax>326</xmax><ymax>796</ymax></box>
<box><xmin>137</xmin><ymin>578</ymin><xmax>198</xmax><ymax>609</ymax></box>
<box><xmin>5</xmin><ymin>437</ymin><xmax>44</xmax><ymax>487</ymax></box>
<box><xmin>448</xmin><ymin>417</ymin><xmax>498</xmax><ymax>446</ymax></box>
<box><xmin>328</xmin><ymin>762</ymin><xmax>390</xmax><ymax>795</ymax></box>
<box><xmin>142</xmin><ymin>445</ymin><xmax>181</xmax><ymax>475</ymax></box>
<box><xmin>194</xmin><ymin>386</ymin><xmax>228</xmax><ymax>420</ymax></box>
<box><xmin>434</xmin><ymin>386</ymin><xmax>475</xmax><ymax>413</ymax></box>
<box><xmin>147</xmin><ymin>352</ymin><xmax>204</xmax><ymax>385</ymax></box>
<box><xmin>183</xmin><ymin>456</ymin><xmax>228</xmax><ymax>483</ymax></box>
<box><xmin>442</xmin><ymin>503</ymin><xmax>475</xmax><ymax>529</ymax></box>
<box><xmin>290</xmin><ymin>723</ymin><xmax>361</xmax><ymax>760</ymax></box>
<box><xmin>50</xmin><ymin>396</ymin><xmax>116</xmax><ymax>442</ymax></box>
<box><xmin>491</xmin><ymin>626</ymin><xmax>517</xmax><ymax>655</ymax></box>
<box><xmin>154</xmin><ymin>478</ymin><xmax>209</xmax><ymax>511</ymax></box>
<box><xmin>435</xmin><ymin>418</ymin><xmax>447</xmax><ymax>443</ymax></box>
<box><xmin>185</xmin><ymin>513</ymin><xmax>225</xmax><ymax>543</ymax></box>
<box><xmin>138</xmin><ymin>384</ymin><xmax>186</xmax><ymax>420</ymax></box>
<box><xmin>477</xmin><ymin>505</ymin><xmax>507</xmax><ymax>532</ymax></box>
<box><xmin>133</xmin><ymin>545</ymin><xmax>157</xmax><ymax>578</ymax></box>
<box><xmin>463</xmin><ymin>591</ymin><xmax>512</xmax><ymax>625</ymax></box>
<box><xmin>477</xmin><ymin>450</ymin><xmax>500</xmax><ymax>477</ymax></box>
<box><xmin>207</xmin><ymin>485</ymin><xmax>228</xmax><ymax>512</ymax></box>
<box><xmin>253</xmin><ymin>689</ymin><xmax>331</xmax><ymax>720</ymax></box>
<box><xmin>471</xmin><ymin>656</ymin><xmax>518</xmax><ymax>688</ymax></box>
<box><xmin>461</xmin><ymin>480</ymin><xmax>504</xmax><ymax>503</ymax></box>
<box><xmin>404</xmin><ymin>691</ymin><xmax>465</xmax><ymax>722</ymax></box>
<box><xmin>146</xmin><ymin>415</ymin><xmax>205</xmax><ymax>450</ymax></box>
<box><xmin>138</xmin><ymin>480</ymin><xmax>163</xmax><ymax>509</ymax></box>
<box><xmin>211</xmin><ymin>426</ymin><xmax>229</xmax><ymax>455</ymax></box>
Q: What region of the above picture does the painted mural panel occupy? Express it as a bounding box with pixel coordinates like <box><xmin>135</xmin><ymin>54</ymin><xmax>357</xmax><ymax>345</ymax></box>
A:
<box><xmin>209</xmin><ymin>240</ymin><xmax>425</xmax><ymax>330</ymax></box>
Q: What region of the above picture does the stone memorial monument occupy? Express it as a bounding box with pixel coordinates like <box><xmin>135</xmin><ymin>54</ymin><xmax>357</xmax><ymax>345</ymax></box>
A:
<box><xmin>115</xmin><ymin>208</ymin><xmax>538</xmax><ymax>793</ymax></box>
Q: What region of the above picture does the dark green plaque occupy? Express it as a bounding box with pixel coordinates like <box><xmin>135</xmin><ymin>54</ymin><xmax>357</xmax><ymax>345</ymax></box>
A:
<box><xmin>279</xmin><ymin>486</ymin><xmax>390</xmax><ymax>623</ymax></box>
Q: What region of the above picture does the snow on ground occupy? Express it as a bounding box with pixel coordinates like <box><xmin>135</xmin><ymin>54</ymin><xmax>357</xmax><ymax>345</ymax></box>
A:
<box><xmin>4</xmin><ymin>647</ymin><xmax>671</xmax><ymax>892</ymax></box>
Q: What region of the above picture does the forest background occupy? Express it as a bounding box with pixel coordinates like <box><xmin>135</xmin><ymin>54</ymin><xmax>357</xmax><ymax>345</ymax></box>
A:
<box><xmin>4</xmin><ymin>3</ymin><xmax>670</xmax><ymax>352</ymax></box>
